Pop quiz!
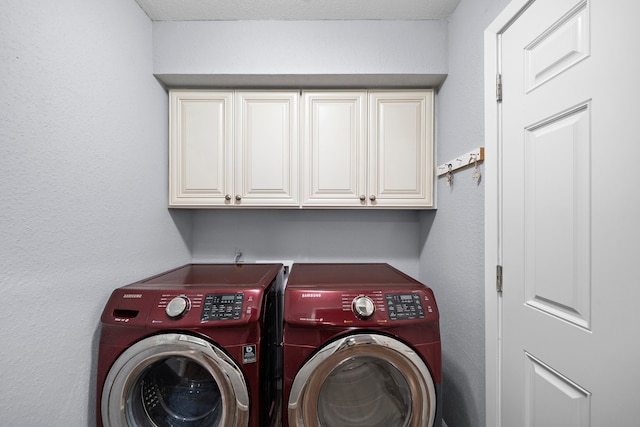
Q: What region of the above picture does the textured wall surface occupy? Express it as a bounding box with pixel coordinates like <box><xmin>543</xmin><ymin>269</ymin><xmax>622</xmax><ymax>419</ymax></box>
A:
<box><xmin>153</xmin><ymin>20</ymin><xmax>448</xmax><ymax>77</ymax></box>
<box><xmin>418</xmin><ymin>0</ymin><xmax>510</xmax><ymax>426</ymax></box>
<box><xmin>192</xmin><ymin>209</ymin><xmax>422</xmax><ymax>278</ymax></box>
<box><xmin>0</xmin><ymin>0</ymin><xmax>191</xmax><ymax>425</ymax></box>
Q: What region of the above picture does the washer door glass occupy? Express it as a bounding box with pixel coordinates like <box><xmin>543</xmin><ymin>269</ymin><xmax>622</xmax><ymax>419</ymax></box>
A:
<box><xmin>317</xmin><ymin>355</ymin><xmax>411</xmax><ymax>427</ymax></box>
<box><xmin>127</xmin><ymin>356</ymin><xmax>222</xmax><ymax>426</ymax></box>
<box><xmin>102</xmin><ymin>333</ymin><xmax>249</xmax><ymax>427</ymax></box>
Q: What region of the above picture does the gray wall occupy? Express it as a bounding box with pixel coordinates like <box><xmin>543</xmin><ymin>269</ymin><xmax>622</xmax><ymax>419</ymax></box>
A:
<box><xmin>153</xmin><ymin>20</ymin><xmax>448</xmax><ymax>88</ymax></box>
<box><xmin>192</xmin><ymin>210</ymin><xmax>422</xmax><ymax>277</ymax></box>
<box><xmin>418</xmin><ymin>0</ymin><xmax>509</xmax><ymax>426</ymax></box>
<box><xmin>0</xmin><ymin>0</ymin><xmax>191</xmax><ymax>425</ymax></box>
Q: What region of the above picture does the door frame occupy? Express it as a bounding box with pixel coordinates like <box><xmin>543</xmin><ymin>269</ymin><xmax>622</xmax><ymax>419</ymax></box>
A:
<box><xmin>484</xmin><ymin>1</ymin><xmax>535</xmax><ymax>426</ymax></box>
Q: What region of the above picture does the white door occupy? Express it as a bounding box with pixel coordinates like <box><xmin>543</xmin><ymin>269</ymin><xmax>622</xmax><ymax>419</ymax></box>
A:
<box><xmin>488</xmin><ymin>0</ymin><xmax>640</xmax><ymax>425</ymax></box>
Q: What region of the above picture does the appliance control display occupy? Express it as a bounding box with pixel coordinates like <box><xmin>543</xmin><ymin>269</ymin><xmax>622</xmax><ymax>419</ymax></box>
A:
<box><xmin>201</xmin><ymin>292</ymin><xmax>244</xmax><ymax>321</ymax></box>
<box><xmin>385</xmin><ymin>293</ymin><xmax>425</xmax><ymax>320</ymax></box>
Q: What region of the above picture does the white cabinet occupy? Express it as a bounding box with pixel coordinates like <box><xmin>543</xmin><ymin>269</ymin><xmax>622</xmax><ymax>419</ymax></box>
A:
<box><xmin>170</xmin><ymin>89</ymin><xmax>433</xmax><ymax>209</ymax></box>
<box><xmin>302</xmin><ymin>91</ymin><xmax>368</xmax><ymax>206</ymax></box>
<box><xmin>234</xmin><ymin>91</ymin><xmax>299</xmax><ymax>206</ymax></box>
<box><xmin>169</xmin><ymin>90</ymin><xmax>298</xmax><ymax>207</ymax></box>
<box><xmin>368</xmin><ymin>91</ymin><xmax>434</xmax><ymax>208</ymax></box>
<box><xmin>302</xmin><ymin>90</ymin><xmax>434</xmax><ymax>208</ymax></box>
<box><xmin>169</xmin><ymin>91</ymin><xmax>233</xmax><ymax>207</ymax></box>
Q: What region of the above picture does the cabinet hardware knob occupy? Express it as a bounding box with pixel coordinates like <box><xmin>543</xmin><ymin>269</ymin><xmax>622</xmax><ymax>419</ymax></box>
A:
<box><xmin>225</xmin><ymin>194</ymin><xmax>231</xmax><ymax>201</ymax></box>
<box><xmin>359</xmin><ymin>195</ymin><xmax>366</xmax><ymax>202</ymax></box>
<box><xmin>369</xmin><ymin>195</ymin><xmax>376</xmax><ymax>202</ymax></box>
<box><xmin>235</xmin><ymin>195</ymin><xmax>242</xmax><ymax>201</ymax></box>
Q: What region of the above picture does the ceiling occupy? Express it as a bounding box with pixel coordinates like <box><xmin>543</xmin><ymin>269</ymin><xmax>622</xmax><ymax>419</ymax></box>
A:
<box><xmin>133</xmin><ymin>0</ymin><xmax>461</xmax><ymax>21</ymax></box>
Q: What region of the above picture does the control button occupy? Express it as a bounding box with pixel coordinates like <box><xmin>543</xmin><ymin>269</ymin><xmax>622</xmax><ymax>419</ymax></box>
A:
<box><xmin>166</xmin><ymin>296</ymin><xmax>190</xmax><ymax>318</ymax></box>
<box><xmin>352</xmin><ymin>296</ymin><xmax>375</xmax><ymax>319</ymax></box>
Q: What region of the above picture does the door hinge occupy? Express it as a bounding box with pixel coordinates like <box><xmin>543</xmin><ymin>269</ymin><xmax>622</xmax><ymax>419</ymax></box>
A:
<box><xmin>496</xmin><ymin>265</ymin><xmax>503</xmax><ymax>293</ymax></box>
<box><xmin>496</xmin><ymin>74</ymin><xmax>503</xmax><ymax>103</ymax></box>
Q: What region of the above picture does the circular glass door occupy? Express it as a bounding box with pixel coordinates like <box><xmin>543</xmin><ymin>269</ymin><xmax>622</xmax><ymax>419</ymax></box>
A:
<box><xmin>102</xmin><ymin>333</ymin><xmax>249</xmax><ymax>427</ymax></box>
<box><xmin>127</xmin><ymin>355</ymin><xmax>222</xmax><ymax>426</ymax></box>
<box><xmin>288</xmin><ymin>333</ymin><xmax>436</xmax><ymax>427</ymax></box>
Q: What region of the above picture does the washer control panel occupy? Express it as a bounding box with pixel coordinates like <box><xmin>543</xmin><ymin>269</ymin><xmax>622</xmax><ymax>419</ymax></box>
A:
<box><xmin>201</xmin><ymin>292</ymin><xmax>244</xmax><ymax>321</ymax></box>
<box><xmin>385</xmin><ymin>293</ymin><xmax>425</xmax><ymax>321</ymax></box>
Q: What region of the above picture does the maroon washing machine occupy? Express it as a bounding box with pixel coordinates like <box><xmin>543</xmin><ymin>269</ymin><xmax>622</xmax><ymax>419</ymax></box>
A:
<box><xmin>97</xmin><ymin>263</ymin><xmax>283</xmax><ymax>427</ymax></box>
<box><xmin>283</xmin><ymin>263</ymin><xmax>442</xmax><ymax>427</ymax></box>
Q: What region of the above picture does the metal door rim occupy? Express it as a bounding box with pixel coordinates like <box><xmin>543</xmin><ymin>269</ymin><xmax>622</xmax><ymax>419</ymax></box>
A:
<box><xmin>288</xmin><ymin>332</ymin><xmax>436</xmax><ymax>427</ymax></box>
<box><xmin>102</xmin><ymin>333</ymin><xmax>249</xmax><ymax>427</ymax></box>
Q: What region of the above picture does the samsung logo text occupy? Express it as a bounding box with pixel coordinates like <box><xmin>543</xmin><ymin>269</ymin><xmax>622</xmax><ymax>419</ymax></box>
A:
<box><xmin>301</xmin><ymin>293</ymin><xmax>322</xmax><ymax>298</ymax></box>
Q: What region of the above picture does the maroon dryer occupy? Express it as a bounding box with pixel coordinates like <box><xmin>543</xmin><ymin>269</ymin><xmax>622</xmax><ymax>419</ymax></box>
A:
<box><xmin>283</xmin><ymin>263</ymin><xmax>442</xmax><ymax>427</ymax></box>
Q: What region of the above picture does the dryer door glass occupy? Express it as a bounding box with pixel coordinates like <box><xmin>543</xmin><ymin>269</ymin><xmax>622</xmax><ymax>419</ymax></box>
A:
<box><xmin>288</xmin><ymin>333</ymin><xmax>436</xmax><ymax>427</ymax></box>
<box><xmin>127</xmin><ymin>356</ymin><xmax>222</xmax><ymax>426</ymax></box>
<box><xmin>317</xmin><ymin>355</ymin><xmax>411</xmax><ymax>427</ymax></box>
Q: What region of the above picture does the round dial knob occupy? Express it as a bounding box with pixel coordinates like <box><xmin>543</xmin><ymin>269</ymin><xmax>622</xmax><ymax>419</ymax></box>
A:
<box><xmin>166</xmin><ymin>296</ymin><xmax>190</xmax><ymax>318</ymax></box>
<box><xmin>352</xmin><ymin>296</ymin><xmax>375</xmax><ymax>319</ymax></box>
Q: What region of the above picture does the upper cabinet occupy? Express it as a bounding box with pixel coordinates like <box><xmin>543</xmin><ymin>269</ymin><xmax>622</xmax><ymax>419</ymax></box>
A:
<box><xmin>234</xmin><ymin>92</ymin><xmax>299</xmax><ymax>207</ymax></box>
<box><xmin>169</xmin><ymin>89</ymin><xmax>434</xmax><ymax>209</ymax></box>
<box><xmin>169</xmin><ymin>91</ymin><xmax>233</xmax><ymax>207</ymax></box>
<box><xmin>169</xmin><ymin>90</ymin><xmax>298</xmax><ymax>207</ymax></box>
<box><xmin>368</xmin><ymin>91</ymin><xmax>434</xmax><ymax>208</ymax></box>
<box><xmin>301</xmin><ymin>91</ymin><xmax>368</xmax><ymax>207</ymax></box>
<box><xmin>302</xmin><ymin>90</ymin><xmax>434</xmax><ymax>208</ymax></box>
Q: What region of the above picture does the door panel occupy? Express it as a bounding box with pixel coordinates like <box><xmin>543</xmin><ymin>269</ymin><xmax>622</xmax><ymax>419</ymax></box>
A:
<box><xmin>524</xmin><ymin>2</ymin><xmax>590</xmax><ymax>92</ymax></box>
<box><xmin>524</xmin><ymin>352</ymin><xmax>591</xmax><ymax>427</ymax></box>
<box><xmin>523</xmin><ymin>103</ymin><xmax>591</xmax><ymax>330</ymax></box>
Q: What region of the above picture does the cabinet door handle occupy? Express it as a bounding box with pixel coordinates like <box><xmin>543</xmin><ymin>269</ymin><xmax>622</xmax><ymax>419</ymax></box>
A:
<box><xmin>235</xmin><ymin>195</ymin><xmax>242</xmax><ymax>202</ymax></box>
<box><xmin>369</xmin><ymin>195</ymin><xmax>376</xmax><ymax>202</ymax></box>
<box><xmin>359</xmin><ymin>195</ymin><xmax>366</xmax><ymax>202</ymax></box>
<box><xmin>225</xmin><ymin>194</ymin><xmax>231</xmax><ymax>201</ymax></box>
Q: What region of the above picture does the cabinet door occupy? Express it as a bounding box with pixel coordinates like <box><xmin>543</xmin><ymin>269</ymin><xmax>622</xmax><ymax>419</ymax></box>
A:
<box><xmin>302</xmin><ymin>92</ymin><xmax>367</xmax><ymax>207</ymax></box>
<box><xmin>368</xmin><ymin>91</ymin><xmax>434</xmax><ymax>208</ymax></box>
<box><xmin>235</xmin><ymin>92</ymin><xmax>299</xmax><ymax>206</ymax></box>
<box><xmin>169</xmin><ymin>91</ymin><xmax>233</xmax><ymax>207</ymax></box>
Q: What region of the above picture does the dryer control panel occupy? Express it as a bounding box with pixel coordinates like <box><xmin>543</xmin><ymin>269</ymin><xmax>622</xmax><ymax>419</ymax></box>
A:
<box><xmin>201</xmin><ymin>292</ymin><xmax>244</xmax><ymax>321</ymax></box>
<box><xmin>385</xmin><ymin>293</ymin><xmax>425</xmax><ymax>320</ymax></box>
